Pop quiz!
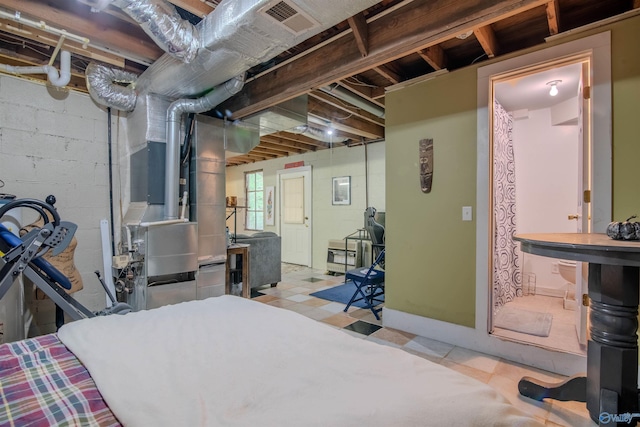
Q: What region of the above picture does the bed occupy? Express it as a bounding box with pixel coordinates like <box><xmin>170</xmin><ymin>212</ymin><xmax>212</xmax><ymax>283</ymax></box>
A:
<box><xmin>0</xmin><ymin>296</ymin><xmax>543</xmax><ymax>426</ymax></box>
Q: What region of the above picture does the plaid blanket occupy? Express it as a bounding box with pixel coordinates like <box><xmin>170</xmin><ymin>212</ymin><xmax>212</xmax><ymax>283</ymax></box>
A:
<box><xmin>0</xmin><ymin>334</ymin><xmax>120</xmax><ymax>426</ymax></box>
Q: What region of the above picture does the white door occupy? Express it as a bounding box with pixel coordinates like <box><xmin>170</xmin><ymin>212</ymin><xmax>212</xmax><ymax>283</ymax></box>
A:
<box><xmin>574</xmin><ymin>61</ymin><xmax>591</xmax><ymax>346</ymax></box>
<box><xmin>278</xmin><ymin>166</ymin><xmax>312</xmax><ymax>266</ymax></box>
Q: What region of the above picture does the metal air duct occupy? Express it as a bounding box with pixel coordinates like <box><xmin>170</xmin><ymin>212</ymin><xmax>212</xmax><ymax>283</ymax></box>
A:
<box><xmin>164</xmin><ymin>74</ymin><xmax>245</xmax><ymax>219</ymax></box>
<box><xmin>86</xmin><ymin>63</ymin><xmax>139</xmax><ymax>111</ymax></box>
<box><xmin>134</xmin><ymin>0</ymin><xmax>380</xmax><ymax>99</ymax></box>
<box><xmin>91</xmin><ymin>0</ymin><xmax>199</xmax><ymax>63</ymax></box>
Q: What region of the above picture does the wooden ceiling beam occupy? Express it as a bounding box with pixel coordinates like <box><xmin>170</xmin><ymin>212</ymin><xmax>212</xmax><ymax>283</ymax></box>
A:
<box><xmin>473</xmin><ymin>25</ymin><xmax>499</xmax><ymax>58</ymax></box>
<box><xmin>0</xmin><ymin>19</ymin><xmax>125</xmax><ymax>68</ymax></box>
<box><xmin>251</xmin><ymin>146</ymin><xmax>286</xmax><ymax>157</ymax></box>
<box><xmin>0</xmin><ymin>0</ymin><xmax>163</xmax><ymax>65</ymax></box>
<box><xmin>545</xmin><ymin>1</ymin><xmax>560</xmax><ymax>35</ymax></box>
<box><xmin>275</xmin><ymin>132</ymin><xmax>330</xmax><ymax>149</ymax></box>
<box><xmin>166</xmin><ymin>0</ymin><xmax>214</xmax><ymax>18</ymax></box>
<box><xmin>347</xmin><ymin>13</ymin><xmax>369</xmax><ymax>57</ymax></box>
<box><xmin>418</xmin><ymin>45</ymin><xmax>448</xmax><ymax>70</ymax></box>
<box><xmin>261</xmin><ymin>135</ymin><xmax>319</xmax><ymax>151</ymax></box>
<box><xmin>308</xmin><ymin>91</ymin><xmax>384</xmax><ymax>126</ymax></box>
<box><xmin>258</xmin><ymin>141</ymin><xmax>304</xmax><ymax>155</ymax></box>
<box><xmin>308</xmin><ymin>97</ymin><xmax>384</xmax><ymax>139</ymax></box>
<box><xmin>221</xmin><ymin>0</ymin><xmax>549</xmax><ymax>118</ymax></box>
<box><xmin>373</xmin><ymin>64</ymin><xmax>402</xmax><ymax>85</ymax></box>
<box><xmin>247</xmin><ymin>149</ymin><xmax>279</xmax><ymax>159</ymax></box>
<box><xmin>337</xmin><ymin>80</ymin><xmax>386</xmax><ymax>108</ymax></box>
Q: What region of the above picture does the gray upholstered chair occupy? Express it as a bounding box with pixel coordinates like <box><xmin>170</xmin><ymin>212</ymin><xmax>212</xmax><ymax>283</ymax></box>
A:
<box><xmin>233</xmin><ymin>232</ymin><xmax>282</xmax><ymax>289</ymax></box>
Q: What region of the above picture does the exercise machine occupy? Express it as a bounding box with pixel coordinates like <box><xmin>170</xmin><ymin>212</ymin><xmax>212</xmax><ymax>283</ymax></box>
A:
<box><xmin>0</xmin><ymin>197</ymin><xmax>131</xmax><ymax>327</ymax></box>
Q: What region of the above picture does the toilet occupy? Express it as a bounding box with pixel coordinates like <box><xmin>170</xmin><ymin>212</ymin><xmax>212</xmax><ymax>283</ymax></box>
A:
<box><xmin>558</xmin><ymin>260</ymin><xmax>577</xmax><ymax>310</ymax></box>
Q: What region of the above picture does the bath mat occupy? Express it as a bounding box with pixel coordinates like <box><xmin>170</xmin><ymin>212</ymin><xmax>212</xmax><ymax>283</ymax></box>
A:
<box><xmin>494</xmin><ymin>306</ymin><xmax>552</xmax><ymax>337</ymax></box>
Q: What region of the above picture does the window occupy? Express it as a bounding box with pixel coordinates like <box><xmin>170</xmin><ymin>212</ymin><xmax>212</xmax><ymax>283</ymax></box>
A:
<box><xmin>245</xmin><ymin>170</ymin><xmax>264</xmax><ymax>231</ymax></box>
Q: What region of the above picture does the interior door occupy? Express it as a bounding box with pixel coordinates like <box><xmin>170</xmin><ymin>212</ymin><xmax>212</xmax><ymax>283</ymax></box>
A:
<box><xmin>574</xmin><ymin>61</ymin><xmax>591</xmax><ymax>346</ymax></box>
<box><xmin>278</xmin><ymin>167</ymin><xmax>312</xmax><ymax>266</ymax></box>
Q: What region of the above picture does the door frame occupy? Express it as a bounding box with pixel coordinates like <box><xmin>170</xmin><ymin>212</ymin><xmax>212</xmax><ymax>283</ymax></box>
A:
<box><xmin>477</xmin><ymin>32</ymin><xmax>611</xmax><ymax>345</ymax></box>
<box><xmin>276</xmin><ymin>165</ymin><xmax>312</xmax><ymax>266</ymax></box>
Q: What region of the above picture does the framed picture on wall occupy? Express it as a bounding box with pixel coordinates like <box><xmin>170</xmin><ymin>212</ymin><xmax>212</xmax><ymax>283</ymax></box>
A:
<box><xmin>265</xmin><ymin>186</ymin><xmax>275</xmax><ymax>226</ymax></box>
<box><xmin>332</xmin><ymin>176</ymin><xmax>351</xmax><ymax>205</ymax></box>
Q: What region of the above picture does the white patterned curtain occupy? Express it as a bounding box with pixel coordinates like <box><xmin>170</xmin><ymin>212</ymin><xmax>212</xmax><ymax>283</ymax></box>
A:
<box><xmin>493</xmin><ymin>99</ymin><xmax>521</xmax><ymax>308</ymax></box>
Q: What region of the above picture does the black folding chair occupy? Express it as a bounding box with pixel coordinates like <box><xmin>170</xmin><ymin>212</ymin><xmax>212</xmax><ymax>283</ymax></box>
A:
<box><xmin>343</xmin><ymin>249</ymin><xmax>385</xmax><ymax>320</ymax></box>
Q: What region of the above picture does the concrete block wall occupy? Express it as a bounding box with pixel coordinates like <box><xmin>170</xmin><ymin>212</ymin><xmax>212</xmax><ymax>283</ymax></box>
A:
<box><xmin>0</xmin><ymin>74</ymin><xmax>125</xmax><ymax>334</ymax></box>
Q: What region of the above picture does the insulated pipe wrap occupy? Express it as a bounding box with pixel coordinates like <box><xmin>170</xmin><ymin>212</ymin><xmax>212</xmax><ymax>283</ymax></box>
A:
<box><xmin>164</xmin><ymin>74</ymin><xmax>245</xmax><ymax>219</ymax></box>
<box><xmin>85</xmin><ymin>63</ymin><xmax>138</xmax><ymax>112</ymax></box>
<box><xmin>111</xmin><ymin>0</ymin><xmax>199</xmax><ymax>63</ymax></box>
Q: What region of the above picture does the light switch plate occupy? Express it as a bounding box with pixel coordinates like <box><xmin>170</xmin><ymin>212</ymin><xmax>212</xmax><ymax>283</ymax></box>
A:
<box><xmin>462</xmin><ymin>206</ymin><xmax>473</xmax><ymax>221</ymax></box>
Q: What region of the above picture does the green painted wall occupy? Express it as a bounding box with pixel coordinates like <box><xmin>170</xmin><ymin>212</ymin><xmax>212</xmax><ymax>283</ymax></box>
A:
<box><xmin>610</xmin><ymin>18</ymin><xmax>640</xmax><ymax>220</ymax></box>
<box><xmin>385</xmin><ymin>68</ymin><xmax>478</xmax><ymax>327</ymax></box>
<box><xmin>385</xmin><ymin>15</ymin><xmax>640</xmax><ymax>328</ymax></box>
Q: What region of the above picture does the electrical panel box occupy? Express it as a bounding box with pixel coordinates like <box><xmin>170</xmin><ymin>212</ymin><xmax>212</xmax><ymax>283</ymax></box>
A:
<box><xmin>327</xmin><ymin>239</ymin><xmax>362</xmax><ymax>274</ymax></box>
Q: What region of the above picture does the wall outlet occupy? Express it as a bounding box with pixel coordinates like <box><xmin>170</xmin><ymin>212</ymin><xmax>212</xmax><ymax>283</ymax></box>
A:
<box><xmin>551</xmin><ymin>261</ymin><xmax>559</xmax><ymax>274</ymax></box>
<box><xmin>462</xmin><ymin>206</ymin><xmax>473</xmax><ymax>221</ymax></box>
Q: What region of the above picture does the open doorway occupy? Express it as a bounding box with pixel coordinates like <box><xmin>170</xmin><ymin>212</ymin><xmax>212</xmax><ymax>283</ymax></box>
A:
<box><xmin>488</xmin><ymin>58</ymin><xmax>590</xmax><ymax>355</ymax></box>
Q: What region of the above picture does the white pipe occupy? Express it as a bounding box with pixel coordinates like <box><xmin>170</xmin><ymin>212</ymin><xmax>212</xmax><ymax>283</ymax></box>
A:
<box><xmin>0</xmin><ymin>50</ymin><xmax>71</xmax><ymax>87</ymax></box>
<box><xmin>180</xmin><ymin>191</ymin><xmax>188</xmax><ymax>220</ymax></box>
<box><xmin>46</xmin><ymin>50</ymin><xmax>71</xmax><ymax>87</ymax></box>
<box><xmin>138</xmin><ymin>218</ymin><xmax>188</xmax><ymax>227</ymax></box>
<box><xmin>0</xmin><ymin>10</ymin><xmax>90</xmax><ymax>48</ymax></box>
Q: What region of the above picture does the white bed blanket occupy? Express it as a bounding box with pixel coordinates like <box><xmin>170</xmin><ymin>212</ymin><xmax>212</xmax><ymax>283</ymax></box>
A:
<box><xmin>58</xmin><ymin>296</ymin><xmax>542</xmax><ymax>426</ymax></box>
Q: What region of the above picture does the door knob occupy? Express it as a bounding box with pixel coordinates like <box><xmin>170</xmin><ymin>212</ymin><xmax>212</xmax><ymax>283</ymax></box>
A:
<box><xmin>568</xmin><ymin>214</ymin><xmax>579</xmax><ymax>220</ymax></box>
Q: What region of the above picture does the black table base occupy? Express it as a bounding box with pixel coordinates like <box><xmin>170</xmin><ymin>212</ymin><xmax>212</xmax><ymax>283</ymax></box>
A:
<box><xmin>518</xmin><ymin>263</ymin><xmax>640</xmax><ymax>425</ymax></box>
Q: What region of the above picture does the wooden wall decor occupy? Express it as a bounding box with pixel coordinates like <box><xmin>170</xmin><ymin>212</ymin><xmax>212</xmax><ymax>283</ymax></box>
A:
<box><xmin>419</xmin><ymin>138</ymin><xmax>434</xmax><ymax>193</ymax></box>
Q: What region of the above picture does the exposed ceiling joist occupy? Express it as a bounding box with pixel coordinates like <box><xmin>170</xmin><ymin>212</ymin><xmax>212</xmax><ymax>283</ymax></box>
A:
<box><xmin>308</xmin><ymin>90</ymin><xmax>385</xmax><ymax>126</ymax></box>
<box><xmin>167</xmin><ymin>0</ymin><xmax>214</xmax><ymax>17</ymax></box>
<box><xmin>258</xmin><ymin>141</ymin><xmax>304</xmax><ymax>155</ymax></box>
<box><xmin>339</xmin><ymin>80</ymin><xmax>386</xmax><ymax>105</ymax></box>
<box><xmin>221</xmin><ymin>0</ymin><xmax>549</xmax><ymax>118</ymax></box>
<box><xmin>473</xmin><ymin>25</ymin><xmax>499</xmax><ymax>58</ymax></box>
<box><xmin>261</xmin><ymin>135</ymin><xmax>319</xmax><ymax>152</ymax></box>
<box><xmin>418</xmin><ymin>45</ymin><xmax>448</xmax><ymax>70</ymax></box>
<box><xmin>308</xmin><ymin>97</ymin><xmax>384</xmax><ymax>139</ymax></box>
<box><xmin>0</xmin><ymin>19</ymin><xmax>125</xmax><ymax>68</ymax></box>
<box><xmin>347</xmin><ymin>13</ymin><xmax>369</xmax><ymax>57</ymax></box>
<box><xmin>546</xmin><ymin>0</ymin><xmax>560</xmax><ymax>35</ymax></box>
<box><xmin>0</xmin><ymin>0</ymin><xmax>163</xmax><ymax>65</ymax></box>
<box><xmin>373</xmin><ymin>64</ymin><xmax>401</xmax><ymax>84</ymax></box>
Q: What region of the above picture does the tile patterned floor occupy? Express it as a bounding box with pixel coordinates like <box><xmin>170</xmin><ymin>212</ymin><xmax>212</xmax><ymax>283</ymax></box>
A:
<box><xmin>251</xmin><ymin>264</ymin><xmax>598</xmax><ymax>427</ymax></box>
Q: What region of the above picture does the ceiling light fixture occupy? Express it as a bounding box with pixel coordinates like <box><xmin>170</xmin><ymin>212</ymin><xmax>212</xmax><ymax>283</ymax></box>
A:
<box><xmin>456</xmin><ymin>31</ymin><xmax>473</xmax><ymax>40</ymax></box>
<box><xmin>546</xmin><ymin>80</ymin><xmax>562</xmax><ymax>97</ymax></box>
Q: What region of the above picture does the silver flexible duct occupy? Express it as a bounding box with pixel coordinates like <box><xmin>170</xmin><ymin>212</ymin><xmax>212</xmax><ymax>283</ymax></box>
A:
<box><xmin>85</xmin><ymin>63</ymin><xmax>138</xmax><ymax>112</ymax></box>
<box><xmin>290</xmin><ymin>125</ymin><xmax>348</xmax><ymax>144</ymax></box>
<box><xmin>164</xmin><ymin>73</ymin><xmax>245</xmax><ymax>219</ymax></box>
<box><xmin>101</xmin><ymin>0</ymin><xmax>199</xmax><ymax>63</ymax></box>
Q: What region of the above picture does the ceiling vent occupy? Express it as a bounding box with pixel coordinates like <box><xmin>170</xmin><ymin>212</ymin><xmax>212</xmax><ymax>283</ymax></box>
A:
<box><xmin>261</xmin><ymin>1</ymin><xmax>320</xmax><ymax>35</ymax></box>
